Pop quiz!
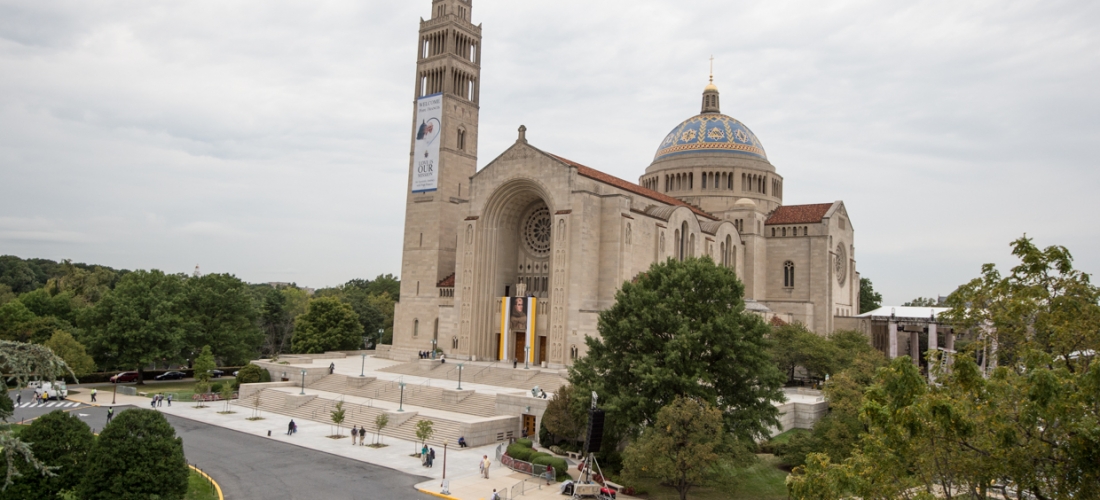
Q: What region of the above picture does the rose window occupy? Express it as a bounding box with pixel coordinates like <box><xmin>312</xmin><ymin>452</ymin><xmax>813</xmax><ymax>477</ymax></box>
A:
<box><xmin>836</xmin><ymin>243</ymin><xmax>848</xmax><ymax>286</ymax></box>
<box><xmin>523</xmin><ymin>207</ymin><xmax>552</xmax><ymax>256</ymax></box>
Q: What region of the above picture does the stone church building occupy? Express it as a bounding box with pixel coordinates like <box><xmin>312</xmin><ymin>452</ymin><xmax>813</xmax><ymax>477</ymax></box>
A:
<box><xmin>390</xmin><ymin>0</ymin><xmax>859</xmax><ymax>368</ymax></box>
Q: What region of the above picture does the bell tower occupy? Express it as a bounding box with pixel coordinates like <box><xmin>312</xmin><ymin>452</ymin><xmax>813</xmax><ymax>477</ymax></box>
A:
<box><xmin>393</xmin><ymin>0</ymin><xmax>482</xmax><ymax>354</ymax></box>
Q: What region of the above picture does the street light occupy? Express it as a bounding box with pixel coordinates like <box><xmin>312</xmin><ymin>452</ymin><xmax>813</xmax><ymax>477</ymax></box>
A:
<box><xmin>378</xmin><ymin>328</ymin><xmax>384</xmax><ymax>347</ymax></box>
<box><xmin>524</xmin><ymin>345</ymin><xmax>530</xmax><ymax>370</ymax></box>
<box><xmin>456</xmin><ymin>363</ymin><xmax>464</xmax><ymax>390</ymax></box>
<box><xmin>360</xmin><ymin>353</ymin><xmax>367</xmax><ymax>377</ymax></box>
<box><xmin>398</xmin><ymin>381</ymin><xmax>406</xmax><ymax>412</ymax></box>
<box><xmin>300</xmin><ymin>370</ymin><xmax>307</xmax><ymax>395</ymax></box>
<box><xmin>431</xmin><ymin>339</ymin><xmax>437</xmax><ymax>360</ymax></box>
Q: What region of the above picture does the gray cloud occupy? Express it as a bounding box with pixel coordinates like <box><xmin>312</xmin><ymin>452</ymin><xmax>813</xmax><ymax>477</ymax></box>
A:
<box><xmin>1</xmin><ymin>0</ymin><xmax>1097</xmax><ymax>304</ymax></box>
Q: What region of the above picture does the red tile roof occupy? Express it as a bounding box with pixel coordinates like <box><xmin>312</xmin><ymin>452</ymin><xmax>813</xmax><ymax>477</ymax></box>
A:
<box><xmin>436</xmin><ymin>273</ymin><xmax>455</xmax><ymax>288</ymax></box>
<box><xmin>765</xmin><ymin>203</ymin><xmax>834</xmax><ymax>225</ymax></box>
<box><xmin>548</xmin><ymin>154</ymin><xmax>716</xmax><ymax>220</ymax></box>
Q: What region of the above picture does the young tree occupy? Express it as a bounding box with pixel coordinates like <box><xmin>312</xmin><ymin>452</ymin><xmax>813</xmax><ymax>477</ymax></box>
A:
<box><xmin>859</xmin><ymin>277</ymin><xmax>882</xmax><ymax>314</ymax></box>
<box><xmin>570</xmin><ymin>257</ymin><xmax>785</xmax><ymax>443</ymax></box>
<box><xmin>330</xmin><ymin>401</ymin><xmax>346</xmax><ymax>437</ymax></box>
<box><xmin>541</xmin><ymin>384</ymin><xmax>587</xmax><ymax>447</ymax></box>
<box><xmin>374</xmin><ymin>413</ymin><xmax>389</xmax><ymax>445</ymax></box>
<box><xmin>415</xmin><ymin>419</ymin><xmax>434</xmax><ymax>450</ymax></box>
<box><xmin>192</xmin><ymin>345</ymin><xmax>215</xmax><ymax>406</ymax></box>
<box><xmin>43</xmin><ymin>330</ymin><xmax>96</xmax><ymax>376</ymax></box>
<box><xmin>769</xmin><ymin>323</ymin><xmax>838</xmax><ymax>383</ymax></box>
<box><xmin>219</xmin><ymin>383</ymin><xmax>235</xmax><ymax>412</ymax></box>
<box><xmin>290</xmin><ymin>298</ymin><xmax>363</xmax><ymax>354</ymax></box>
<box><xmin>3</xmin><ymin>410</ymin><xmax>95</xmax><ymax>499</ymax></box>
<box><xmin>78</xmin><ymin>409</ymin><xmax>188</xmax><ymax>500</ymax></box>
<box><xmin>622</xmin><ymin>396</ymin><xmax>740</xmax><ymax>500</ymax></box>
<box><xmin>79</xmin><ymin>270</ymin><xmax>186</xmax><ymax>383</ymax></box>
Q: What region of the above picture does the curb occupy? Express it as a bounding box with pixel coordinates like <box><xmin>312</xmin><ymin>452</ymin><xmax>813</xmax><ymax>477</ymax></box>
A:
<box><xmin>416</xmin><ymin>487</ymin><xmax>462</xmax><ymax>500</ymax></box>
<box><xmin>190</xmin><ymin>465</ymin><xmax>226</xmax><ymax>500</ymax></box>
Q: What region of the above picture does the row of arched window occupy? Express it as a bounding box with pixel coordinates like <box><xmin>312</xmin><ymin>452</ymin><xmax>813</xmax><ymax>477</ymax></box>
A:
<box><xmin>664</xmin><ymin>173</ymin><xmax>693</xmax><ymax>192</ymax></box>
<box><xmin>719</xmin><ymin>235</ymin><xmax>736</xmax><ymax>268</ymax></box>
<box><xmin>742</xmin><ymin>173</ymin><xmax>771</xmax><ymax>195</ymax></box>
<box><xmin>771</xmin><ymin>226</ymin><xmax>809</xmax><ymax>237</ymax></box>
<box><xmin>701</xmin><ymin>171</ymin><xmax>734</xmax><ymax>190</ymax></box>
<box><xmin>452</xmin><ymin>70</ymin><xmax>478</xmax><ymax>102</ymax></box>
<box><xmin>641</xmin><ymin>172</ymin><xmax>782</xmax><ymax>197</ymax></box>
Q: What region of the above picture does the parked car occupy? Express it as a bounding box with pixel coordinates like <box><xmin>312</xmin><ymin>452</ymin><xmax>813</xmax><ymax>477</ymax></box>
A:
<box><xmin>155</xmin><ymin>371</ymin><xmax>187</xmax><ymax>381</ymax></box>
<box><xmin>208</xmin><ymin>369</ymin><xmax>224</xmax><ymax>378</ymax></box>
<box><xmin>232</xmin><ymin>370</ymin><xmax>239</xmax><ymax>377</ymax></box>
<box><xmin>110</xmin><ymin>371</ymin><xmax>139</xmax><ymax>383</ymax></box>
<box><xmin>35</xmin><ymin>381</ymin><xmax>68</xmax><ymax>400</ymax></box>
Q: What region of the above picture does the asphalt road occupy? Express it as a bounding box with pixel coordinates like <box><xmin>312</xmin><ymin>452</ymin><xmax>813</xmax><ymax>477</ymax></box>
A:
<box><xmin>7</xmin><ymin>388</ymin><xmax>89</xmax><ymax>424</ymax></box>
<box><xmin>8</xmin><ymin>401</ymin><xmax>434</xmax><ymax>500</ymax></box>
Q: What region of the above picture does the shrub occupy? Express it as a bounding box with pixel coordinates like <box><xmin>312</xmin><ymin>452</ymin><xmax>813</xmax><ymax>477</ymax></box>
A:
<box><xmin>532</xmin><ymin>456</ymin><xmax>570</xmax><ymax>481</ymax></box>
<box><xmin>211</xmin><ymin>381</ymin><xmax>225</xmax><ymax>393</ymax></box>
<box><xmin>78</xmin><ymin>409</ymin><xmax>188</xmax><ymax>500</ymax></box>
<box><xmin>528</xmin><ymin>451</ymin><xmax>551</xmax><ymax>463</ymax></box>
<box><xmin>506</xmin><ymin>443</ymin><xmax>533</xmax><ymax>462</ymax></box>
<box><xmin>515</xmin><ymin>438</ymin><xmax>533</xmax><ymax>448</ymax></box>
<box><xmin>235</xmin><ymin>364</ymin><xmax>270</xmax><ymax>385</ymax></box>
<box><xmin>549</xmin><ymin>445</ymin><xmax>566</xmax><ymax>456</ymax></box>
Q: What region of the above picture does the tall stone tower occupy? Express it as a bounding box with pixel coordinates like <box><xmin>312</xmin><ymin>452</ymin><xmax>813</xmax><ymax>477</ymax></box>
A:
<box><xmin>393</xmin><ymin>0</ymin><xmax>481</xmax><ymax>354</ymax></box>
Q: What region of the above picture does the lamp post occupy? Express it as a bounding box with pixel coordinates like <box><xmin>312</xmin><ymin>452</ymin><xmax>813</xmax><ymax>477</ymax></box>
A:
<box><xmin>360</xmin><ymin>353</ymin><xmax>367</xmax><ymax>377</ymax></box>
<box><xmin>456</xmin><ymin>363</ymin><xmax>464</xmax><ymax>390</ymax></box>
<box><xmin>299</xmin><ymin>370</ymin><xmax>307</xmax><ymax>395</ymax></box>
<box><xmin>398</xmin><ymin>381</ymin><xmax>406</xmax><ymax>412</ymax></box>
<box><xmin>378</xmin><ymin>328</ymin><xmax>384</xmax><ymax>347</ymax></box>
<box><xmin>524</xmin><ymin>345</ymin><xmax>530</xmax><ymax>370</ymax></box>
<box><xmin>431</xmin><ymin>339</ymin><xmax>437</xmax><ymax>359</ymax></box>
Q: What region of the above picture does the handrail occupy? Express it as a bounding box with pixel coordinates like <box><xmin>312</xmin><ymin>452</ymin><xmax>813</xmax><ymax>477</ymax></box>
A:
<box><xmin>471</xmin><ymin>360</ymin><xmax>500</xmax><ymax>380</ymax></box>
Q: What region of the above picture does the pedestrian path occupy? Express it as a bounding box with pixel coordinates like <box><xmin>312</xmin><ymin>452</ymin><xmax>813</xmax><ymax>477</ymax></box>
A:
<box><xmin>16</xmin><ymin>401</ymin><xmax>82</xmax><ymax>408</ymax></box>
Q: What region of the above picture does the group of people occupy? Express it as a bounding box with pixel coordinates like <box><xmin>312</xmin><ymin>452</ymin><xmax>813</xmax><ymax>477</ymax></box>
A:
<box><xmin>286</xmin><ymin>419</ymin><xmax>298</xmax><ymax>435</ymax></box>
<box><xmin>148</xmin><ymin>393</ymin><xmax>172</xmax><ymax>408</ymax></box>
<box><xmin>421</xmin><ymin>445</ymin><xmax>436</xmax><ymax>467</ymax></box>
<box><xmin>349</xmin><ymin>425</ymin><xmax>368</xmax><ymax>445</ymax></box>
<box><xmin>417</xmin><ymin>351</ymin><xmax>446</xmax><ymax>363</ymax></box>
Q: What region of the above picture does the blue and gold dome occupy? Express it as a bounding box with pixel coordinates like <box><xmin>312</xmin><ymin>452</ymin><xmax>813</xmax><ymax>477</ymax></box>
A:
<box><xmin>654</xmin><ymin>113</ymin><xmax>767</xmax><ymax>162</ymax></box>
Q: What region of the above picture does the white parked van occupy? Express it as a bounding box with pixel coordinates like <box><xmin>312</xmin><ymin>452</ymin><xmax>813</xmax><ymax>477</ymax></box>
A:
<box><xmin>34</xmin><ymin>381</ymin><xmax>68</xmax><ymax>401</ymax></box>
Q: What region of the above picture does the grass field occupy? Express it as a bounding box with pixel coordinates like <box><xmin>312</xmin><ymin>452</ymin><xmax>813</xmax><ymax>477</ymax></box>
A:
<box><xmin>185</xmin><ymin>469</ymin><xmax>220</xmax><ymax>500</ymax></box>
<box><xmin>627</xmin><ymin>454</ymin><xmax>789</xmax><ymax>500</ymax></box>
<box><xmin>86</xmin><ymin>378</ymin><xmax>237</xmax><ymax>402</ymax></box>
<box><xmin>768</xmin><ymin>428</ymin><xmax>810</xmax><ymax>445</ymax></box>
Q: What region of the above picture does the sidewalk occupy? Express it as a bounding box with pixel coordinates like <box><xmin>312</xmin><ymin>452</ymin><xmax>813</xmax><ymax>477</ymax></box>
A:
<box><xmin>416</xmin><ymin>471</ymin><xmax>562</xmax><ymax>500</ymax></box>
<box><xmin>65</xmin><ymin>388</ymin><xmax>499</xmax><ymax>481</ymax></box>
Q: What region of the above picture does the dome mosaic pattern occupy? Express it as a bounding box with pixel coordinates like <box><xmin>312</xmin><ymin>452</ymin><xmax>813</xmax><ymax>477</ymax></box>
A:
<box><xmin>654</xmin><ymin>114</ymin><xmax>767</xmax><ymax>161</ymax></box>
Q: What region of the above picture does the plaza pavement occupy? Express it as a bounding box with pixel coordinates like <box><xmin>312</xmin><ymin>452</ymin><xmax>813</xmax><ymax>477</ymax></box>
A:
<box><xmin>63</xmin><ymin>354</ymin><xmax>595</xmax><ymax>499</ymax></box>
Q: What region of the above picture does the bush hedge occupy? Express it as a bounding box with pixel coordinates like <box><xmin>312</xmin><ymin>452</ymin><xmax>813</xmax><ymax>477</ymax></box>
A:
<box><xmin>507</xmin><ymin>442</ymin><xmax>534</xmax><ymax>462</ymax></box>
<box><xmin>532</xmin><ymin>456</ymin><xmax>570</xmax><ymax>481</ymax></box>
<box><xmin>515</xmin><ymin>438</ymin><xmax>533</xmax><ymax>448</ymax></box>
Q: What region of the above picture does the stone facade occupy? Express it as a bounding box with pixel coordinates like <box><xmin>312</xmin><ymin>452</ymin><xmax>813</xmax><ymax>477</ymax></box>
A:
<box><xmin>392</xmin><ymin>0</ymin><xmax>859</xmax><ymax>367</ymax></box>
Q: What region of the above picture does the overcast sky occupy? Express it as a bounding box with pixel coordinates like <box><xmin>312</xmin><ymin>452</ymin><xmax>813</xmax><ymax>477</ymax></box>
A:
<box><xmin>1</xmin><ymin>0</ymin><xmax>1097</xmax><ymax>305</ymax></box>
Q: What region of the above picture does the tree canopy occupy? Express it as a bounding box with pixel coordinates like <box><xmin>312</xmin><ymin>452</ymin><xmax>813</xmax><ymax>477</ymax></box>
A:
<box><xmin>1</xmin><ymin>411</ymin><xmax>95</xmax><ymax>500</ymax></box>
<box><xmin>180</xmin><ymin>273</ymin><xmax>262</xmax><ymax>365</ymax></box>
<box><xmin>78</xmin><ymin>409</ymin><xmax>189</xmax><ymax>500</ymax></box>
<box><xmin>859</xmin><ymin>277</ymin><xmax>882</xmax><ymax>314</ymax></box>
<box><xmin>291</xmin><ymin>297</ymin><xmax>363</xmax><ymax>353</ymax></box>
<box><xmin>570</xmin><ymin>257</ymin><xmax>785</xmax><ymax>444</ymax></box>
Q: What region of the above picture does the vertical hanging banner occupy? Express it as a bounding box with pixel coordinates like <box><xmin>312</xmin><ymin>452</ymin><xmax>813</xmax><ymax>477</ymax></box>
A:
<box><xmin>412</xmin><ymin>93</ymin><xmax>443</xmax><ymax>193</ymax></box>
<box><xmin>527</xmin><ymin>297</ymin><xmax>537</xmax><ymax>364</ymax></box>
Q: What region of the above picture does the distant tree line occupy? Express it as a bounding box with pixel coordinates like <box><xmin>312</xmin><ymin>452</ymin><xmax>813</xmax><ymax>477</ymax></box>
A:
<box><xmin>0</xmin><ymin>255</ymin><xmax>398</xmax><ymax>382</ymax></box>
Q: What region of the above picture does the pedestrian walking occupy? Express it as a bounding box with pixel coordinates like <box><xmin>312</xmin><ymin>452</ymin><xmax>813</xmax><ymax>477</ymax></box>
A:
<box><xmin>15</xmin><ymin>392</ymin><xmax>20</xmax><ymax>405</ymax></box>
<box><xmin>480</xmin><ymin>455</ymin><xmax>491</xmax><ymax>479</ymax></box>
<box><xmin>358</xmin><ymin>426</ymin><xmax>366</xmax><ymax>446</ymax></box>
<box><xmin>89</xmin><ymin>388</ymin><xmax>96</xmax><ymax>403</ymax></box>
<box><xmin>329</xmin><ymin>362</ymin><xmax>335</xmax><ymax>375</ymax></box>
<box><xmin>150</xmin><ymin>397</ymin><xmax>157</xmax><ymax>408</ymax></box>
<box><xmin>106</xmin><ymin>407</ymin><xmax>114</xmax><ymax>423</ymax></box>
<box><xmin>491</xmin><ymin>488</ymin><xmax>500</xmax><ymax>500</ymax></box>
<box><xmin>428</xmin><ymin>448</ymin><xmax>435</xmax><ymax>468</ymax></box>
<box><xmin>351</xmin><ymin>425</ymin><xmax>358</xmax><ymax>445</ymax></box>
<box><xmin>422</xmin><ymin>444</ymin><xmax>429</xmax><ymax>466</ymax></box>
<box><xmin>545</xmin><ymin>464</ymin><xmax>554</xmax><ymax>485</ymax></box>
<box><xmin>167</xmin><ymin>394</ymin><xmax>172</xmax><ymax>406</ymax></box>
<box><xmin>287</xmin><ymin>419</ymin><xmax>295</xmax><ymax>435</ymax></box>
<box><xmin>158</xmin><ymin>394</ymin><xmax>164</xmax><ymax>407</ymax></box>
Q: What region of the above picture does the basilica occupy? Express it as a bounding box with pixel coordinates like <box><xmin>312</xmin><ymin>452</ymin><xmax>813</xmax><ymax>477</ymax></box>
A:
<box><xmin>388</xmin><ymin>0</ymin><xmax>859</xmax><ymax>368</ymax></box>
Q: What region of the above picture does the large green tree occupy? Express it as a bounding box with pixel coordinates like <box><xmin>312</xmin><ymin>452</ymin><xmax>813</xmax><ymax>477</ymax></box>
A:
<box><xmin>570</xmin><ymin>257</ymin><xmax>785</xmax><ymax>443</ymax></box>
<box><xmin>0</xmin><ymin>411</ymin><xmax>95</xmax><ymax>500</ymax></box>
<box><xmin>859</xmin><ymin>277</ymin><xmax>882</xmax><ymax>314</ymax></box>
<box><xmin>78</xmin><ymin>409</ymin><xmax>189</xmax><ymax>500</ymax></box>
<box><xmin>769</xmin><ymin>323</ymin><xmax>838</xmax><ymax>383</ymax></box>
<box><xmin>622</xmin><ymin>396</ymin><xmax>742</xmax><ymax>500</ymax></box>
<box><xmin>43</xmin><ymin>330</ymin><xmax>96</xmax><ymax>376</ymax></box>
<box><xmin>291</xmin><ymin>298</ymin><xmax>363</xmax><ymax>354</ymax></box>
<box><xmin>79</xmin><ymin>270</ymin><xmax>186</xmax><ymax>381</ymax></box>
<box><xmin>180</xmin><ymin>273</ymin><xmax>262</xmax><ymax>365</ymax></box>
<box><xmin>540</xmin><ymin>384</ymin><xmax>588</xmax><ymax>447</ymax></box>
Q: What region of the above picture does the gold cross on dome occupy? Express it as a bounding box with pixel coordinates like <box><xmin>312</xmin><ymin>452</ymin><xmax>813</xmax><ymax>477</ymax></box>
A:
<box><xmin>709</xmin><ymin>55</ymin><xmax>714</xmax><ymax>82</ymax></box>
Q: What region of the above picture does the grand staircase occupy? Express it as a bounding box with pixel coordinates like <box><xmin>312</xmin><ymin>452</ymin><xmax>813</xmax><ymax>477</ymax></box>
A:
<box><xmin>308</xmin><ymin>375</ymin><xmax>501</xmax><ymax>417</ymax></box>
<box><xmin>378</xmin><ymin>361</ymin><xmax>567</xmax><ymax>393</ymax></box>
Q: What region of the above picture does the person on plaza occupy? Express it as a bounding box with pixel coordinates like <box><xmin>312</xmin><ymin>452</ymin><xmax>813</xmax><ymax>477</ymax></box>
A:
<box><xmin>480</xmin><ymin>455</ymin><xmax>491</xmax><ymax>479</ymax></box>
<box><xmin>90</xmin><ymin>388</ymin><xmax>96</xmax><ymax>403</ymax></box>
<box><xmin>540</xmin><ymin>389</ymin><xmax>547</xmax><ymax>399</ymax></box>
<box><xmin>422</xmin><ymin>444</ymin><xmax>429</xmax><ymax>466</ymax></box>
<box><xmin>458</xmin><ymin>436</ymin><xmax>467</xmax><ymax>448</ymax></box>
<box><xmin>351</xmin><ymin>425</ymin><xmax>358</xmax><ymax>445</ymax></box>
<box><xmin>150</xmin><ymin>397</ymin><xmax>157</xmax><ymax>409</ymax></box>
<box><xmin>490</xmin><ymin>489</ymin><xmax>500</xmax><ymax>500</ymax></box>
<box><xmin>106</xmin><ymin>407</ymin><xmax>114</xmax><ymax>423</ymax></box>
<box><xmin>359</xmin><ymin>426</ymin><xmax>366</xmax><ymax>445</ymax></box>
<box><xmin>439</xmin><ymin>353</ymin><xmax>446</xmax><ymax>364</ymax></box>
<box><xmin>167</xmin><ymin>393</ymin><xmax>173</xmax><ymax>406</ymax></box>
<box><xmin>329</xmin><ymin>362</ymin><xmax>335</xmax><ymax>375</ymax></box>
<box><xmin>287</xmin><ymin>419</ymin><xmax>295</xmax><ymax>435</ymax></box>
<box><xmin>545</xmin><ymin>464</ymin><xmax>554</xmax><ymax>485</ymax></box>
<box><xmin>428</xmin><ymin>448</ymin><xmax>435</xmax><ymax>468</ymax></box>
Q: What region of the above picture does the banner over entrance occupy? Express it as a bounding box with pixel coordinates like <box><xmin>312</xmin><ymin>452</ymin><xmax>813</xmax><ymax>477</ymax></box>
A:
<box><xmin>412</xmin><ymin>93</ymin><xmax>443</xmax><ymax>193</ymax></box>
<box><xmin>500</xmin><ymin>296</ymin><xmax>537</xmax><ymax>362</ymax></box>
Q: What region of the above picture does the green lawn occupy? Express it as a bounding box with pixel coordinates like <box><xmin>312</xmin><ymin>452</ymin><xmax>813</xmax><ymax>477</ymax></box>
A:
<box><xmin>626</xmin><ymin>455</ymin><xmax>789</xmax><ymax>500</ymax></box>
<box><xmin>87</xmin><ymin>378</ymin><xmax>237</xmax><ymax>402</ymax></box>
<box><xmin>185</xmin><ymin>469</ymin><xmax>220</xmax><ymax>500</ymax></box>
<box><xmin>768</xmin><ymin>428</ymin><xmax>809</xmax><ymax>445</ymax></box>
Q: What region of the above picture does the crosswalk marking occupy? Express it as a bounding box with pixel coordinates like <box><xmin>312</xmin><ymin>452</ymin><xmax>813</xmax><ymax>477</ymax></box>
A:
<box><xmin>16</xmin><ymin>401</ymin><xmax>80</xmax><ymax>409</ymax></box>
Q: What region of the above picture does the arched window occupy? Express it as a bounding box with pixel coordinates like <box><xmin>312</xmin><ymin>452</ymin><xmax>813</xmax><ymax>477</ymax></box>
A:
<box><xmin>783</xmin><ymin>262</ymin><xmax>795</xmax><ymax>288</ymax></box>
<box><xmin>680</xmin><ymin>222</ymin><xmax>689</xmax><ymax>261</ymax></box>
<box><xmin>570</xmin><ymin>345</ymin><xmax>579</xmax><ymax>360</ymax></box>
<box><xmin>457</xmin><ymin>128</ymin><xmax>466</xmax><ymax>151</ymax></box>
<box><xmin>413</xmin><ymin>319</ymin><xmax>420</xmax><ymax>337</ymax></box>
<box><xmin>725</xmin><ymin>235</ymin><xmax>733</xmax><ymax>267</ymax></box>
<box><xmin>689</xmin><ymin>233</ymin><xmax>695</xmax><ymax>257</ymax></box>
<box><xmin>452</xmin><ymin>336</ymin><xmax>459</xmax><ymax>349</ymax></box>
<box><xmin>674</xmin><ymin>229</ymin><xmax>680</xmax><ymax>259</ymax></box>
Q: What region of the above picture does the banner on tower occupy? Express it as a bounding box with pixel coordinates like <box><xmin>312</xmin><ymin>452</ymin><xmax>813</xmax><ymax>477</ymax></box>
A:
<box><xmin>412</xmin><ymin>93</ymin><xmax>443</xmax><ymax>193</ymax></box>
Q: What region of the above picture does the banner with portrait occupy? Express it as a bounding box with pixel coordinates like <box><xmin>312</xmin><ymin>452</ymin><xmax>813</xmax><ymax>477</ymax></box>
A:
<box><xmin>411</xmin><ymin>93</ymin><xmax>443</xmax><ymax>193</ymax></box>
<box><xmin>500</xmin><ymin>296</ymin><xmax>537</xmax><ymax>362</ymax></box>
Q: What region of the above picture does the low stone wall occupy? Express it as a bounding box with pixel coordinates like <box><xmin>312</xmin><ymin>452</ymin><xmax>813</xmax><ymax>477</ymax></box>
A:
<box><xmin>252</xmin><ymin>360</ymin><xmax>330</xmax><ymax>387</ymax></box>
<box><xmin>769</xmin><ymin>389</ymin><xmax>828</xmax><ymax>437</ymax></box>
<box><xmin>461</xmin><ymin>415</ymin><xmax>521</xmax><ymax>447</ymax></box>
<box><xmin>238</xmin><ymin>381</ymin><xmax>296</xmax><ymax>400</ymax></box>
